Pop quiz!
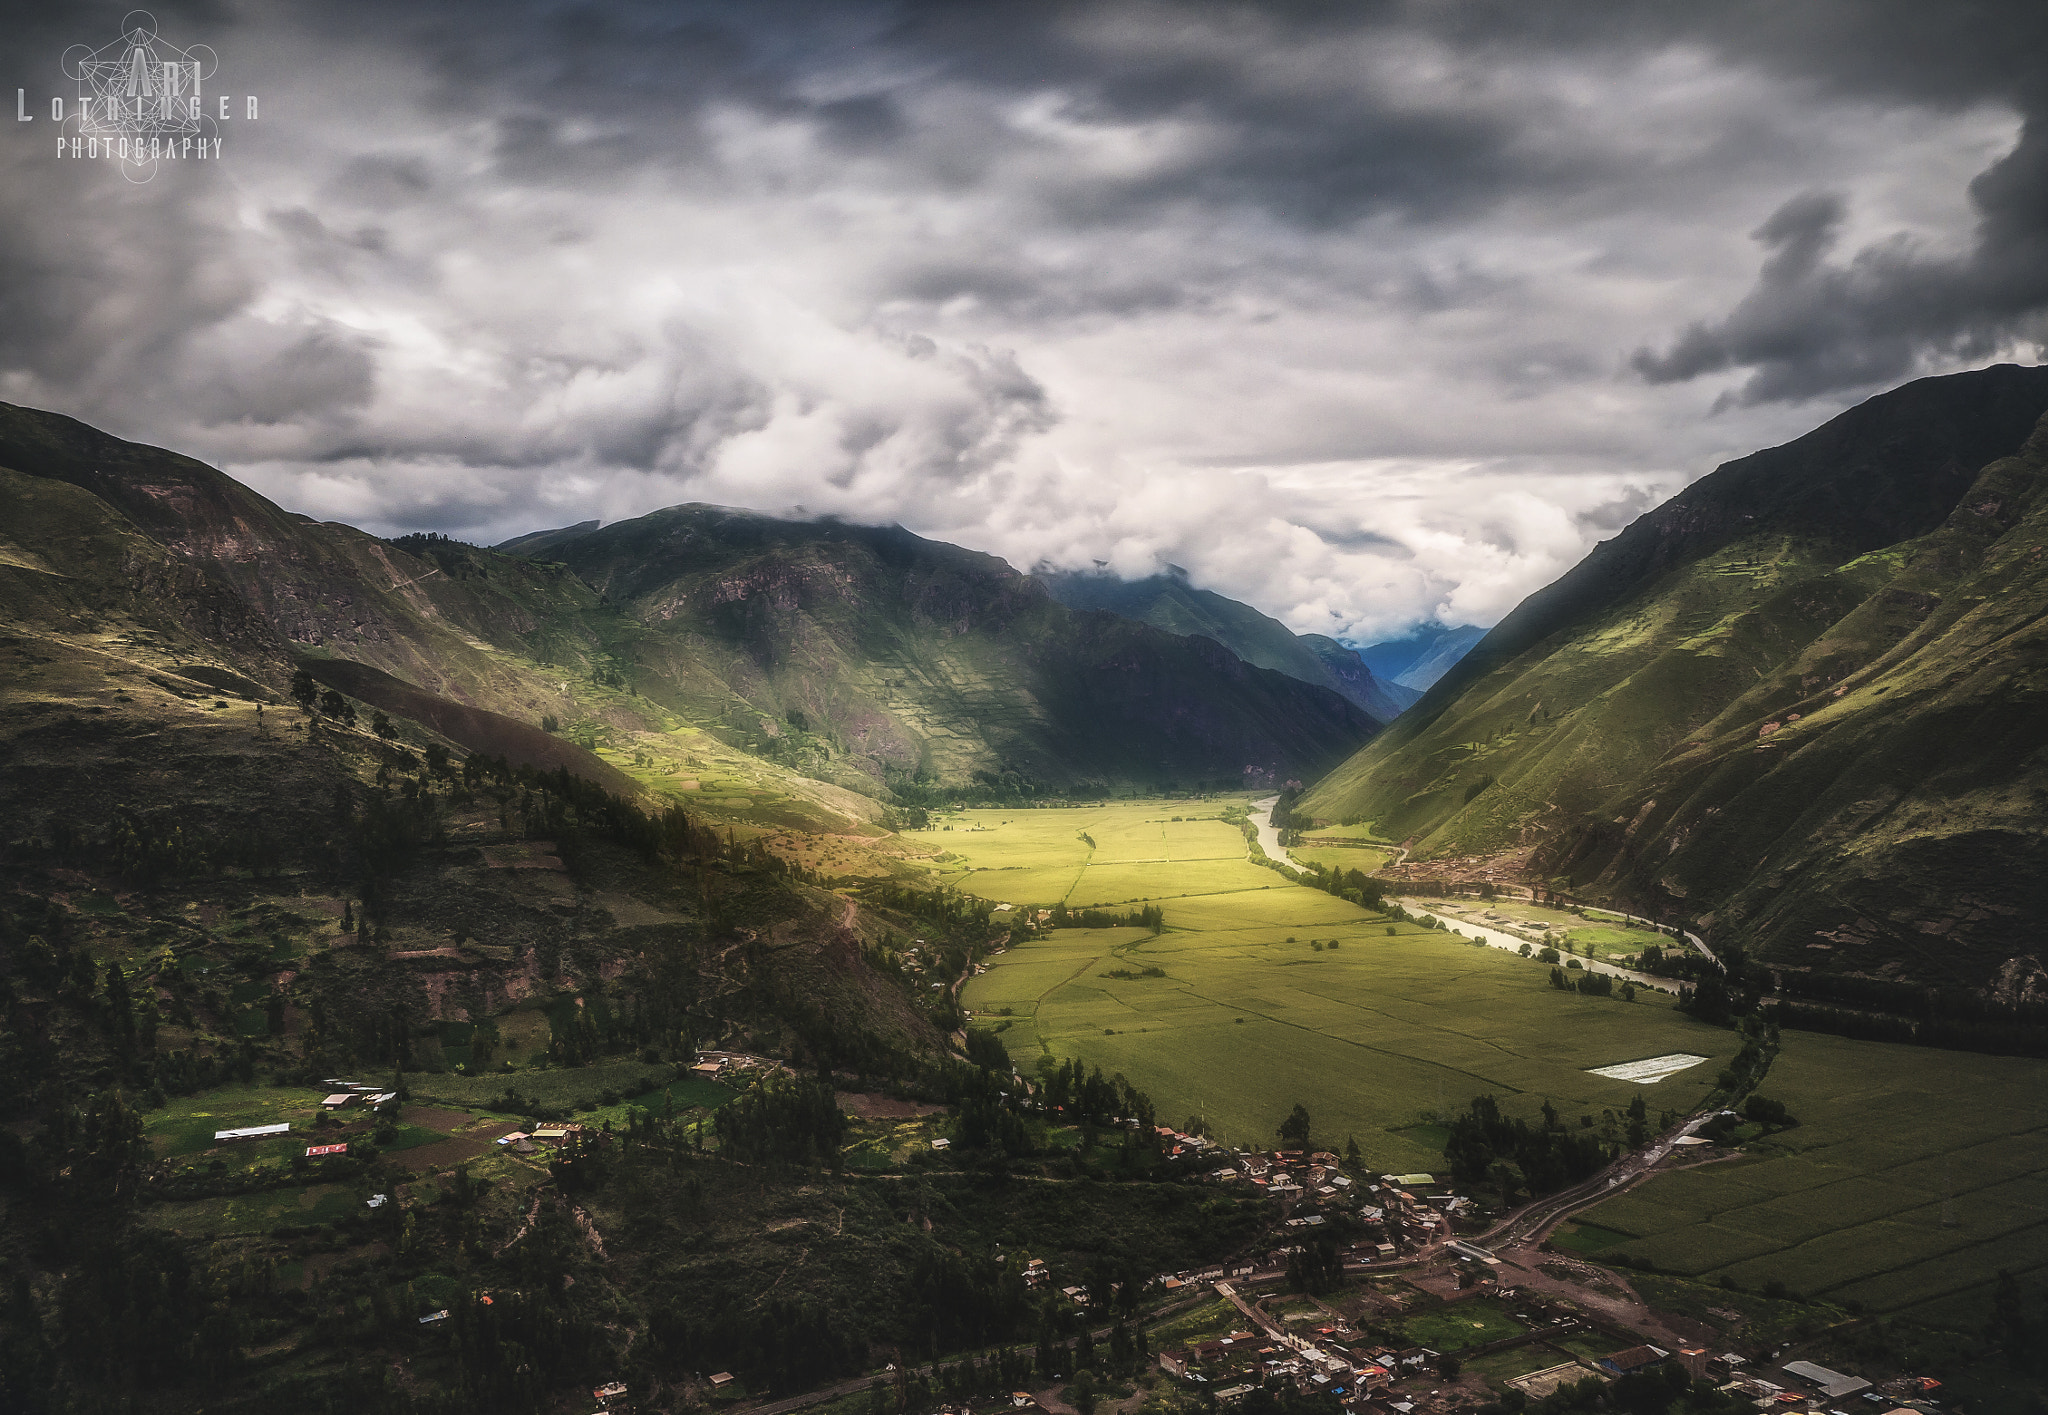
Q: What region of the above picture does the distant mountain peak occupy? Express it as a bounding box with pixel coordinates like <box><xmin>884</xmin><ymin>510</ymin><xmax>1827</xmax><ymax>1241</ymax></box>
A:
<box><xmin>1037</xmin><ymin>567</ymin><xmax>1414</xmax><ymax>723</ymax></box>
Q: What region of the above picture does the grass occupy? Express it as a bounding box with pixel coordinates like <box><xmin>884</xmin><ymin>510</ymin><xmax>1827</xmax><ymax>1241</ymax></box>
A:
<box><xmin>626</xmin><ymin>1075</ymin><xmax>739</xmax><ymax>1113</ymax></box>
<box><xmin>1398</xmin><ymin>1299</ymin><xmax>1527</xmax><ymax>1351</ymax></box>
<box><xmin>1144</xmin><ymin>1295</ymin><xmax>1240</xmax><ymax>1347</ymax></box>
<box><xmin>925</xmin><ymin>804</ymin><xmax>1268</xmax><ymax>906</ymax></box>
<box><xmin>1547</xmin><ymin>1222</ymin><xmax>1635</xmax><ymax>1255</ymax></box>
<box><xmin>1580</xmin><ymin>1030</ymin><xmax>2048</xmax><ymax>1321</ymax></box>
<box><xmin>146</xmin><ymin>1086</ymin><xmax>337</xmax><ymax>1161</ymax></box>
<box><xmin>956</xmin><ymin>806</ymin><xmax>1738</xmax><ymax>1173</ymax></box>
<box><xmin>143</xmin><ymin>1184</ymin><xmax>361</xmax><ymax>1237</ymax></box>
<box><xmin>1293</xmin><ymin>845</ymin><xmax>1394</xmax><ymax>875</ymax></box>
<box><xmin>409</xmin><ymin>1058</ymin><xmax>673</xmax><ymax>1112</ymax></box>
<box><xmin>1465</xmin><ymin>1345</ymin><xmax>1566</xmax><ymax>1385</ymax></box>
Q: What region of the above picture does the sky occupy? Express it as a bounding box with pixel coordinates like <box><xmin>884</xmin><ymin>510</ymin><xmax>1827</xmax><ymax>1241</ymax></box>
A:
<box><xmin>5</xmin><ymin>1</ymin><xmax>2048</xmax><ymax>644</ymax></box>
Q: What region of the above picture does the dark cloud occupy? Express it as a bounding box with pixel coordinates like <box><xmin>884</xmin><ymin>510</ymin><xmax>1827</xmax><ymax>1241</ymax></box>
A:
<box><xmin>1633</xmin><ymin>117</ymin><xmax>2048</xmax><ymax>405</ymax></box>
<box><xmin>4</xmin><ymin>0</ymin><xmax>2047</xmax><ymax>640</ymax></box>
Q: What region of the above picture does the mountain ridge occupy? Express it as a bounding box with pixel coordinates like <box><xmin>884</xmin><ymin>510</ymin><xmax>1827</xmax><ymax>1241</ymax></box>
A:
<box><xmin>1037</xmin><ymin>567</ymin><xmax>1417</xmax><ymax>721</ymax></box>
<box><xmin>1300</xmin><ymin>363</ymin><xmax>2048</xmax><ymax>990</ymax></box>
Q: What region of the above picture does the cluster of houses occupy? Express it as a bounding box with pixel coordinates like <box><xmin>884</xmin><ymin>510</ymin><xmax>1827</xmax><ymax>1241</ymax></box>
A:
<box><xmin>1158</xmin><ymin>1318</ymin><xmax>1432</xmax><ymax>1410</ymax></box>
<box><xmin>689</xmin><ymin>1050</ymin><xmax>777</xmax><ymax>1081</ymax></box>
<box><xmin>494</xmin><ymin>1121</ymin><xmax>595</xmax><ymax>1156</ymax></box>
<box><xmin>1209</xmin><ymin>1154</ymin><xmax>1481</xmax><ymax>1264</ymax></box>
<box><xmin>1147</xmin><ymin>1272</ymin><xmax>1940</xmax><ymax>1415</ymax></box>
<box><xmin>1569</xmin><ymin>1345</ymin><xmax>1940</xmax><ymax>1415</ymax></box>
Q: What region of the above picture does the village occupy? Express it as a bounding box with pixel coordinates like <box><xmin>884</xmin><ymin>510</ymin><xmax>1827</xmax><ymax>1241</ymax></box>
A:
<box><xmin>881</xmin><ymin>1131</ymin><xmax>1938</xmax><ymax>1415</ymax></box>
<box><xmin>194</xmin><ymin>1061</ymin><xmax>1937</xmax><ymax>1415</ymax></box>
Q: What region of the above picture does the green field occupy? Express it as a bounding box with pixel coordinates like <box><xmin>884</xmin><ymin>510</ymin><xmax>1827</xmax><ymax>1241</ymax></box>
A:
<box><xmin>1581</xmin><ymin>1031</ymin><xmax>2048</xmax><ymax>1321</ymax></box>
<box><xmin>928</xmin><ymin>804</ymin><xmax>1264</xmax><ymax>906</ymax></box>
<box><xmin>410</xmin><ymin>1057</ymin><xmax>674</xmax><ymax>1111</ymax></box>
<box><xmin>144</xmin><ymin>1183</ymin><xmax>361</xmax><ymax>1237</ymax></box>
<box><xmin>1293</xmin><ymin>844</ymin><xmax>1394</xmax><ymax>874</ymax></box>
<box><xmin>956</xmin><ymin>806</ymin><xmax>1738</xmax><ymax>1172</ymax></box>
<box><xmin>146</xmin><ymin>1086</ymin><xmax>339</xmax><ymax>1163</ymax></box>
<box><xmin>1399</xmin><ymin>1298</ymin><xmax>1528</xmax><ymax>1351</ymax></box>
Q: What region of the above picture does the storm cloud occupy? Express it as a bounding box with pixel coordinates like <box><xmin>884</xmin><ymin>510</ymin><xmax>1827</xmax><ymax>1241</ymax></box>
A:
<box><xmin>3</xmin><ymin>0</ymin><xmax>2045</xmax><ymax>639</ymax></box>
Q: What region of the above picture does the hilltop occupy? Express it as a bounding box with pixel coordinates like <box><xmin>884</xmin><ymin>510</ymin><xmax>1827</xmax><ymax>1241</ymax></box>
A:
<box><xmin>499</xmin><ymin>510</ymin><xmax>1378</xmax><ymax>800</ymax></box>
<box><xmin>1301</xmin><ymin>363</ymin><xmax>2048</xmax><ymax>991</ymax></box>
<box><xmin>1039</xmin><ymin>567</ymin><xmax>1419</xmax><ymax>722</ymax></box>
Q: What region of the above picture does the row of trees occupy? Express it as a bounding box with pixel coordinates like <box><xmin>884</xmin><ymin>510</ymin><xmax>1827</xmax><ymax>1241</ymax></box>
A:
<box><xmin>713</xmin><ymin>1076</ymin><xmax>849</xmax><ymax>1168</ymax></box>
<box><xmin>1443</xmin><ymin>1094</ymin><xmax>1615</xmax><ymax>1197</ymax></box>
<box><xmin>1047</xmin><ymin>901</ymin><xmax>1164</xmax><ymax>932</ymax></box>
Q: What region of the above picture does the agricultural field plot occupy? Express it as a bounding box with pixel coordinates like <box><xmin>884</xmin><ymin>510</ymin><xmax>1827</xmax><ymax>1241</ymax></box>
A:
<box><xmin>145</xmin><ymin>1086</ymin><xmax>338</xmax><ymax>1161</ymax></box>
<box><xmin>411</xmin><ymin>1057</ymin><xmax>675</xmax><ymax>1112</ymax></box>
<box><xmin>1580</xmin><ymin>1031</ymin><xmax>2048</xmax><ymax>1321</ymax></box>
<box><xmin>1399</xmin><ymin>1298</ymin><xmax>1528</xmax><ymax>1351</ymax></box>
<box><xmin>948</xmin><ymin>864</ymin><xmax>1088</xmax><ymax>903</ymax></box>
<box><xmin>1068</xmin><ymin>859</ymin><xmax>1275</xmax><ymax>905</ymax></box>
<box><xmin>1293</xmin><ymin>844</ymin><xmax>1394</xmax><ymax>874</ymax></box>
<box><xmin>142</xmin><ymin>1183</ymin><xmax>362</xmax><ymax>1238</ymax></box>
<box><xmin>928</xmin><ymin>803</ymin><xmax>1256</xmax><ymax>906</ymax></box>
<box><xmin>962</xmin><ymin>867</ymin><xmax>1737</xmax><ymax>1172</ymax></box>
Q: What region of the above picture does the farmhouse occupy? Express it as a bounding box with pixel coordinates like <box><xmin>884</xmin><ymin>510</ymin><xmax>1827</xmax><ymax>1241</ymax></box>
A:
<box><xmin>1600</xmin><ymin>1345</ymin><xmax>1668</xmax><ymax>1375</ymax></box>
<box><xmin>213</xmin><ymin>1123</ymin><xmax>290</xmax><ymax>1142</ymax></box>
<box><xmin>1781</xmin><ymin>1361</ymin><xmax>1870</xmax><ymax>1399</ymax></box>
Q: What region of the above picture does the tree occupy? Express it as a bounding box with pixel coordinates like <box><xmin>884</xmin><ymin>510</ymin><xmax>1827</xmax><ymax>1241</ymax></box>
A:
<box><xmin>290</xmin><ymin>668</ymin><xmax>318</xmax><ymax>712</ymax></box>
<box><xmin>371</xmin><ymin>710</ymin><xmax>397</xmax><ymax>740</ymax></box>
<box><xmin>1277</xmin><ymin>1103</ymin><xmax>1311</xmax><ymax>1151</ymax></box>
<box><xmin>1344</xmin><ymin>1135</ymin><xmax>1363</xmax><ymax>1171</ymax></box>
<box><xmin>318</xmin><ymin>687</ymin><xmax>356</xmax><ymax>726</ymax></box>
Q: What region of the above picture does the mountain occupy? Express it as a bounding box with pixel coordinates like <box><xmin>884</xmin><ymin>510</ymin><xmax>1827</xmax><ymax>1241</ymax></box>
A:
<box><xmin>1298</xmin><ymin>633</ymin><xmax>1423</xmax><ymax>720</ymax></box>
<box><xmin>1355</xmin><ymin>623</ymin><xmax>1486</xmax><ymax>692</ymax></box>
<box><xmin>501</xmin><ymin>513</ymin><xmax>1378</xmax><ymax>797</ymax></box>
<box><xmin>1038</xmin><ymin>567</ymin><xmax>1416</xmax><ymax>721</ymax></box>
<box><xmin>1300</xmin><ymin>363</ymin><xmax>2048</xmax><ymax>990</ymax></box>
<box><xmin>0</xmin><ymin>402</ymin><xmax>1372</xmax><ymax>834</ymax></box>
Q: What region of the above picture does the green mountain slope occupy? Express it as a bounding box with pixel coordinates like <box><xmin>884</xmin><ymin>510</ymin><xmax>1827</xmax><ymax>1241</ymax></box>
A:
<box><xmin>1039</xmin><ymin>568</ymin><xmax>1416</xmax><ymax>720</ymax></box>
<box><xmin>1300</xmin><ymin>363</ymin><xmax>2048</xmax><ymax>989</ymax></box>
<box><xmin>505</xmin><ymin>511</ymin><xmax>1378</xmax><ymax>797</ymax></box>
<box><xmin>0</xmin><ymin>401</ymin><xmax>1370</xmax><ymax>838</ymax></box>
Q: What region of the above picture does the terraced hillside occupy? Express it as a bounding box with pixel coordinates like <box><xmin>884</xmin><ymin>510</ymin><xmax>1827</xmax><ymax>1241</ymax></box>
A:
<box><xmin>1301</xmin><ymin>364</ymin><xmax>2048</xmax><ymax>988</ymax></box>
